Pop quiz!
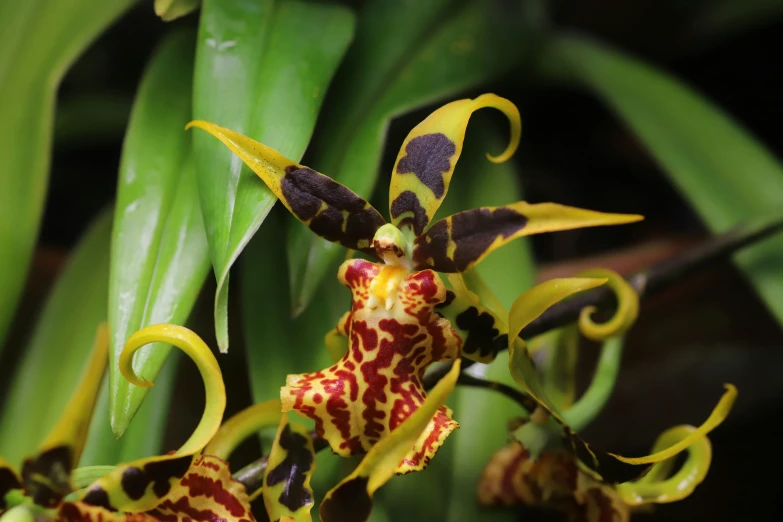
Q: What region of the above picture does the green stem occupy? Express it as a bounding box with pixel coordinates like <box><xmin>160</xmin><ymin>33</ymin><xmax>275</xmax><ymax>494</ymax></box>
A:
<box><xmin>562</xmin><ymin>336</ymin><xmax>625</xmax><ymax>431</ymax></box>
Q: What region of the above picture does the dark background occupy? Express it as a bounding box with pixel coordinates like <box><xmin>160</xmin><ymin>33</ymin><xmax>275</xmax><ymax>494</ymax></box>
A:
<box><xmin>5</xmin><ymin>0</ymin><xmax>783</xmax><ymax>520</ymax></box>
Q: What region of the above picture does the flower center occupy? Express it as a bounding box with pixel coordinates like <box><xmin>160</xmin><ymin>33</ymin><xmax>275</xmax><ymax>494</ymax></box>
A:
<box><xmin>372</xmin><ymin>223</ymin><xmax>413</xmax><ymax>270</ymax></box>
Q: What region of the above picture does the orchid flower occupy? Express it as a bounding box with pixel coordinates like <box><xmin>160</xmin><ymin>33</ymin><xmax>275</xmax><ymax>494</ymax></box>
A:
<box><xmin>0</xmin><ymin>324</ymin><xmax>255</xmax><ymax>522</ymax></box>
<box><xmin>473</xmin><ymin>270</ymin><xmax>736</xmax><ymax>520</ymax></box>
<box><xmin>478</xmin><ymin>425</ymin><xmax>714</xmax><ymax>522</ymax></box>
<box><xmin>186</xmin><ymin>93</ymin><xmax>643</xmax><ymax>476</ymax></box>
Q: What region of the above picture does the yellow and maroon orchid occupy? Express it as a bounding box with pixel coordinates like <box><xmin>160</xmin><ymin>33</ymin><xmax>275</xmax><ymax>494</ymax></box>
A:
<box><xmin>478</xmin><ymin>424</ymin><xmax>715</xmax><ymax>522</ymax></box>
<box><xmin>0</xmin><ymin>324</ymin><xmax>256</xmax><ymax>522</ymax></box>
<box><xmin>186</xmin><ymin>94</ymin><xmax>643</xmax><ymax>477</ymax></box>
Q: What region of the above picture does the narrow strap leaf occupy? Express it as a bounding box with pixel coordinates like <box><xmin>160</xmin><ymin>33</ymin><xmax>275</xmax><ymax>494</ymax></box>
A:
<box><xmin>263</xmin><ymin>415</ymin><xmax>316</xmax><ymax>522</ymax></box>
<box><xmin>319</xmin><ymin>360</ymin><xmax>461</xmax><ymax>522</ymax></box>
<box><xmin>413</xmin><ymin>202</ymin><xmax>643</xmax><ymax>273</ymax></box>
<box><xmin>617</xmin><ymin>426</ymin><xmax>712</xmax><ymax>505</ymax></box>
<box><xmin>389</xmin><ymin>94</ymin><xmax>520</xmax><ymax>236</ymax></box>
<box><xmin>205</xmin><ymin>400</ymin><xmax>282</xmax><ymax>461</ymax></box>
<box><xmin>187</xmin><ymin>121</ymin><xmax>386</xmax><ymax>256</ymax></box>
<box><xmin>20</xmin><ymin>324</ymin><xmax>108</xmax><ymax>508</ymax></box>
<box><xmin>80</xmin><ymin>325</ymin><xmax>226</xmax><ymax>513</ymax></box>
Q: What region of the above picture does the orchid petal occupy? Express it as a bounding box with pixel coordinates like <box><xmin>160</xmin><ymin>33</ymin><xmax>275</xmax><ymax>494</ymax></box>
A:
<box><xmin>388</xmin><ymin>94</ymin><xmax>520</xmax><ymax>236</ymax></box>
<box><xmin>281</xmin><ymin>260</ymin><xmax>460</xmax><ymax>471</ymax></box>
<box><xmin>262</xmin><ymin>415</ymin><xmax>316</xmax><ymax>522</ymax></box>
<box><xmin>79</xmin><ymin>325</ymin><xmax>225</xmax><ymax>513</ymax></box>
<box><xmin>187</xmin><ymin>121</ymin><xmax>385</xmax><ymax>256</ymax></box>
<box><xmin>413</xmin><ymin>203</ymin><xmax>642</xmax><ymax>273</ymax></box>
<box><xmin>617</xmin><ymin>425</ymin><xmax>712</xmax><ymax>505</ymax></box>
<box><xmin>319</xmin><ymin>360</ymin><xmax>461</xmax><ymax>522</ymax></box>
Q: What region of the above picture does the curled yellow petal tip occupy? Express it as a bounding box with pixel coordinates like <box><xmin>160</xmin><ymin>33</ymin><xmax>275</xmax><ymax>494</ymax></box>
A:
<box><xmin>577</xmin><ymin>268</ymin><xmax>639</xmax><ymax>341</ymax></box>
<box><xmin>472</xmin><ymin>93</ymin><xmax>521</xmax><ymax>163</ymax></box>
<box><xmin>612</xmin><ymin>383</ymin><xmax>737</xmax><ymax>466</ymax></box>
<box><xmin>120</xmin><ymin>324</ymin><xmax>226</xmax><ymax>457</ymax></box>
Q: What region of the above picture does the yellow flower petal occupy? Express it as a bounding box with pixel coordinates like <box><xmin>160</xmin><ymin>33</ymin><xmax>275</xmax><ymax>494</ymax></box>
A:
<box><xmin>263</xmin><ymin>414</ymin><xmax>316</xmax><ymax>522</ymax></box>
<box><xmin>413</xmin><ymin>202</ymin><xmax>642</xmax><ymax>273</ymax></box>
<box><xmin>187</xmin><ymin>120</ymin><xmax>385</xmax><ymax>255</ymax></box>
<box><xmin>389</xmin><ymin>94</ymin><xmax>520</xmax><ymax>236</ymax></box>
<box><xmin>79</xmin><ymin>325</ymin><xmax>226</xmax><ymax>513</ymax></box>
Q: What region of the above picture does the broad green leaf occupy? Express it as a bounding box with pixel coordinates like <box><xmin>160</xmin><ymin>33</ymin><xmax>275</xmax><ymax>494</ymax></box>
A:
<box><xmin>109</xmin><ymin>31</ymin><xmax>211</xmax><ymax>435</ymax></box>
<box><xmin>287</xmin><ymin>0</ymin><xmax>536</xmax><ymax>314</ymax></box>
<box><xmin>545</xmin><ymin>35</ymin><xmax>783</xmax><ymax>326</ymax></box>
<box><xmin>193</xmin><ymin>0</ymin><xmax>355</xmax><ymax>352</ymax></box>
<box><xmin>0</xmin><ymin>0</ymin><xmax>135</xmax><ymax>352</ymax></box>
<box><xmin>0</xmin><ymin>209</ymin><xmax>111</xmax><ymax>468</ymax></box>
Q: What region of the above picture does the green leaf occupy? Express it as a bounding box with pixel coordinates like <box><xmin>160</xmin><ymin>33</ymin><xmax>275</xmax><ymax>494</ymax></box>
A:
<box><xmin>0</xmin><ymin>209</ymin><xmax>112</xmax><ymax>467</ymax></box>
<box><xmin>193</xmin><ymin>0</ymin><xmax>356</xmax><ymax>352</ymax></box>
<box><xmin>155</xmin><ymin>0</ymin><xmax>201</xmax><ymax>21</ymax></box>
<box><xmin>108</xmin><ymin>31</ymin><xmax>211</xmax><ymax>435</ymax></box>
<box><xmin>287</xmin><ymin>0</ymin><xmax>536</xmax><ymax>315</ymax></box>
<box><xmin>0</xmin><ymin>0</ymin><xmax>135</xmax><ymax>352</ymax></box>
<box><xmin>545</xmin><ymin>34</ymin><xmax>783</xmax><ymax>327</ymax></box>
<box><xmin>80</xmin><ymin>352</ymin><xmax>179</xmax><ymax>467</ymax></box>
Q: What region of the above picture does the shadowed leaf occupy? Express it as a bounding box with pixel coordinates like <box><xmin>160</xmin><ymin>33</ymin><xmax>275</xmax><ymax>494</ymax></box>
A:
<box><xmin>0</xmin><ymin>0</ymin><xmax>135</xmax><ymax>352</ymax></box>
<box><xmin>545</xmin><ymin>34</ymin><xmax>783</xmax><ymax>328</ymax></box>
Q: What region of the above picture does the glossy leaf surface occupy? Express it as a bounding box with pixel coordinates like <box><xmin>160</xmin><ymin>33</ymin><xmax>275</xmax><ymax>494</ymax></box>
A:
<box><xmin>287</xmin><ymin>0</ymin><xmax>534</xmax><ymax>314</ymax></box>
<box><xmin>108</xmin><ymin>31</ymin><xmax>211</xmax><ymax>435</ymax></box>
<box><xmin>0</xmin><ymin>210</ymin><xmax>112</xmax><ymax>467</ymax></box>
<box><xmin>193</xmin><ymin>0</ymin><xmax>355</xmax><ymax>352</ymax></box>
<box><xmin>0</xmin><ymin>0</ymin><xmax>135</xmax><ymax>352</ymax></box>
<box><xmin>546</xmin><ymin>34</ymin><xmax>783</xmax><ymax>326</ymax></box>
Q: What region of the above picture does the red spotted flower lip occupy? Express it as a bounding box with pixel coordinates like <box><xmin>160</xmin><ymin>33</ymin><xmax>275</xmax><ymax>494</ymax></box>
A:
<box><xmin>281</xmin><ymin>259</ymin><xmax>462</xmax><ymax>473</ymax></box>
